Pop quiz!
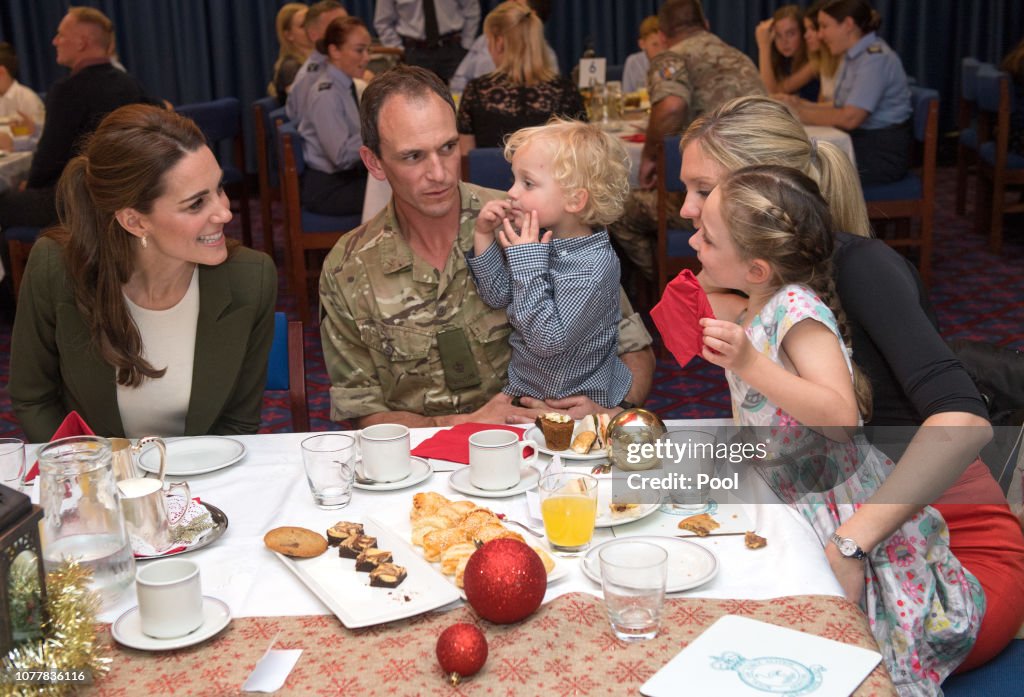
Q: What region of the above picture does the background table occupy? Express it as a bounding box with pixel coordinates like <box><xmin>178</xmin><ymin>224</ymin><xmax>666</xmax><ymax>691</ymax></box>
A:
<box><xmin>0</xmin><ymin>150</ymin><xmax>32</xmax><ymax>194</ymax></box>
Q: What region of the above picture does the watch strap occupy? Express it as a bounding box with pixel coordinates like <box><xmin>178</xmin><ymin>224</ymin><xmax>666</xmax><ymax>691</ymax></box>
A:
<box><xmin>830</xmin><ymin>533</ymin><xmax>867</xmax><ymax>560</ymax></box>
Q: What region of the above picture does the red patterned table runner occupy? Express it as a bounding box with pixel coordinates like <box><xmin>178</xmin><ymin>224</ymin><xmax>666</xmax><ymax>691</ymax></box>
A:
<box><xmin>85</xmin><ymin>593</ymin><xmax>895</xmax><ymax>696</ymax></box>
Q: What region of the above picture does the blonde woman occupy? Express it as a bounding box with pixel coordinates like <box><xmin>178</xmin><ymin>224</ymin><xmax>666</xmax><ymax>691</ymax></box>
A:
<box><xmin>679</xmin><ymin>95</ymin><xmax>1024</xmax><ymax>679</ymax></box>
<box><xmin>804</xmin><ymin>0</ymin><xmax>841</xmax><ymax>102</ymax></box>
<box><xmin>457</xmin><ymin>0</ymin><xmax>584</xmax><ymax>153</ymax></box>
<box><xmin>270</xmin><ymin>3</ymin><xmax>313</xmax><ymax>105</ymax></box>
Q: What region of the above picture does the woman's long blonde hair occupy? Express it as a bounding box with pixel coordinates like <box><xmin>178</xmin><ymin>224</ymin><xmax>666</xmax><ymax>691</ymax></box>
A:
<box><xmin>805</xmin><ymin>0</ymin><xmax>840</xmax><ymax>80</ymax></box>
<box><xmin>681</xmin><ymin>95</ymin><xmax>871</xmax><ymax>238</ymax></box>
<box><xmin>484</xmin><ymin>1</ymin><xmax>555</xmax><ymax>86</ymax></box>
<box><xmin>271</xmin><ymin>3</ymin><xmax>311</xmax><ymax>95</ymax></box>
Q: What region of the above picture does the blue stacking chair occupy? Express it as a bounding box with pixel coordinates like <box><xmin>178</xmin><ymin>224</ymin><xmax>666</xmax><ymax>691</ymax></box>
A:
<box><xmin>863</xmin><ymin>86</ymin><xmax>939</xmax><ymax>286</ymax></box>
<box><xmin>175</xmin><ymin>97</ymin><xmax>253</xmax><ymax>249</ymax></box>
<box><xmin>252</xmin><ymin>96</ymin><xmax>282</xmax><ymax>260</ymax></box>
<box><xmin>6</xmin><ymin>225</ymin><xmax>40</xmax><ymax>297</ymax></box>
<box><xmin>276</xmin><ymin>122</ymin><xmax>361</xmax><ymax>325</ymax></box>
<box><xmin>955</xmin><ymin>58</ymin><xmax>984</xmax><ymax>215</ymax></box>
<box><xmin>974</xmin><ymin>66</ymin><xmax>1023</xmax><ymax>254</ymax></box>
<box><xmin>943</xmin><ymin>640</ymin><xmax>1024</xmax><ymax>696</ymax></box>
<box><xmin>656</xmin><ymin>134</ymin><xmax>700</xmax><ymax>294</ymax></box>
<box><xmin>464</xmin><ymin>148</ymin><xmax>513</xmax><ymax>191</ymax></box>
<box><xmin>265</xmin><ymin>311</ymin><xmax>309</xmax><ymax>432</ymax></box>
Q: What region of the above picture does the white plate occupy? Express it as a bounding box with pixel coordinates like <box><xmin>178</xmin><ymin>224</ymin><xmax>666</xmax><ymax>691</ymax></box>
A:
<box><xmin>354</xmin><ymin>456</ymin><xmax>432</xmax><ymax>491</ymax></box>
<box><xmin>138</xmin><ymin>436</ymin><xmax>246</xmax><ymax>476</ymax></box>
<box><xmin>448</xmin><ymin>466</ymin><xmax>540</xmax><ymax>498</ymax></box>
<box><xmin>274</xmin><ymin>518</ymin><xmax>461</xmax><ymax>629</ymax></box>
<box><xmin>581</xmin><ymin>536</ymin><xmax>719</xmax><ymax>593</ymax></box>
<box><xmin>371</xmin><ymin>511</ymin><xmax>568</xmax><ymax>598</ymax></box>
<box><xmin>111</xmin><ymin>596</ymin><xmax>231</xmax><ymax>651</ymax></box>
<box><xmin>595</xmin><ymin>476</ymin><xmax>660</xmax><ymax>528</ymax></box>
<box><xmin>525</xmin><ymin>423</ymin><xmax>610</xmax><ymax>462</ymax></box>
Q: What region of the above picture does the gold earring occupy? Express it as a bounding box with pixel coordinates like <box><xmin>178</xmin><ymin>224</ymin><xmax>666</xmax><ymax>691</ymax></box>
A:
<box><xmin>140</xmin><ymin>235</ymin><xmax>148</xmax><ymax>249</ymax></box>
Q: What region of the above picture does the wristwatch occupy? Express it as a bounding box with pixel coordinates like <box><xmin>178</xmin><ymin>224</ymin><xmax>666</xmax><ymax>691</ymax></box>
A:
<box><xmin>617</xmin><ymin>400</ymin><xmax>638</xmax><ymax>410</ymax></box>
<box><xmin>830</xmin><ymin>533</ymin><xmax>867</xmax><ymax>560</ymax></box>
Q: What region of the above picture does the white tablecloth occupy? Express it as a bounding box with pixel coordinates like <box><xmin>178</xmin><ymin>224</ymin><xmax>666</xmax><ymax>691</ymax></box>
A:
<box><xmin>804</xmin><ymin>125</ymin><xmax>857</xmax><ymax>168</ymax></box>
<box><xmin>28</xmin><ymin>420</ymin><xmax>842</xmax><ymax>624</ymax></box>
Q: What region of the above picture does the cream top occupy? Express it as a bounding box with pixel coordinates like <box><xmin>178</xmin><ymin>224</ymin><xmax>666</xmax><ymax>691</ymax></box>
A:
<box><xmin>116</xmin><ymin>268</ymin><xmax>200</xmax><ymax>438</ymax></box>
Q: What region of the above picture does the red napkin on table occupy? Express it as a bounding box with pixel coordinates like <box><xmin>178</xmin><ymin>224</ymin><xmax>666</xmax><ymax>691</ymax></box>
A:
<box><xmin>650</xmin><ymin>270</ymin><xmax>717</xmax><ymax>368</ymax></box>
<box><xmin>24</xmin><ymin>411</ymin><xmax>96</xmax><ymax>482</ymax></box>
<box><xmin>412</xmin><ymin>423</ymin><xmax>531</xmax><ymax>465</ymax></box>
<box><xmin>621</xmin><ymin>133</ymin><xmax>646</xmax><ymax>143</ymax></box>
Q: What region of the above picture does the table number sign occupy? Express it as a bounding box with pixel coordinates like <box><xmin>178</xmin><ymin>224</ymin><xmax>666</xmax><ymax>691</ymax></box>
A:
<box><xmin>578</xmin><ymin>57</ymin><xmax>606</xmax><ymax>88</ymax></box>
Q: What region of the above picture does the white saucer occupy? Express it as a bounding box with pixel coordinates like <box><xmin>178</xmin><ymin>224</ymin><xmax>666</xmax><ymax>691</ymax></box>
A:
<box><xmin>139</xmin><ymin>436</ymin><xmax>246</xmax><ymax>476</ymax></box>
<box><xmin>581</xmin><ymin>536</ymin><xmax>719</xmax><ymax>593</ymax></box>
<box><xmin>111</xmin><ymin>596</ymin><xmax>231</xmax><ymax>651</ymax></box>
<box><xmin>353</xmin><ymin>456</ymin><xmax>432</xmax><ymax>491</ymax></box>
<box><xmin>448</xmin><ymin>466</ymin><xmax>540</xmax><ymax>498</ymax></box>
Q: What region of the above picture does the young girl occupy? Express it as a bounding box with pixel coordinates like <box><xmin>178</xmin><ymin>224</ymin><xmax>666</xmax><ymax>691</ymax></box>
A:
<box><xmin>694</xmin><ymin>165</ymin><xmax>983</xmax><ymax>695</ymax></box>
<box><xmin>466</xmin><ymin>117</ymin><xmax>633</xmax><ymax>409</ymax></box>
<box><xmin>755</xmin><ymin>4</ymin><xmax>819</xmax><ymax>101</ymax></box>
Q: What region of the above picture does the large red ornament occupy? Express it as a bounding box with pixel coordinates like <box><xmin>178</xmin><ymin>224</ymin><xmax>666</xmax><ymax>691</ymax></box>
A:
<box><xmin>463</xmin><ymin>538</ymin><xmax>547</xmax><ymax>624</ymax></box>
<box><xmin>436</xmin><ymin>622</ymin><xmax>488</xmax><ymax>686</ymax></box>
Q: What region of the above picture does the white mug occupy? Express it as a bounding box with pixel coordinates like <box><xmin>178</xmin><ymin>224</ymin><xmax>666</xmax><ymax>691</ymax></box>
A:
<box><xmin>358</xmin><ymin>424</ymin><xmax>412</xmax><ymax>483</ymax></box>
<box><xmin>468</xmin><ymin>429</ymin><xmax>538</xmax><ymax>490</ymax></box>
<box><xmin>135</xmin><ymin>558</ymin><xmax>204</xmax><ymax>639</ymax></box>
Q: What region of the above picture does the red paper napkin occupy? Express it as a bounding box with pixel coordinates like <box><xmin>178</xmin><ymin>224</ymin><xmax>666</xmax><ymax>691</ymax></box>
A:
<box><xmin>412</xmin><ymin>423</ymin><xmax>531</xmax><ymax>465</ymax></box>
<box><xmin>25</xmin><ymin>411</ymin><xmax>96</xmax><ymax>482</ymax></box>
<box><xmin>650</xmin><ymin>270</ymin><xmax>717</xmax><ymax>368</ymax></box>
<box><xmin>621</xmin><ymin>133</ymin><xmax>646</xmax><ymax>143</ymax></box>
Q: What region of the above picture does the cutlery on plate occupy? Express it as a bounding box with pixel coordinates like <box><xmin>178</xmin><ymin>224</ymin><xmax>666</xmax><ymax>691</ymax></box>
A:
<box><xmin>496</xmin><ymin>514</ymin><xmax>544</xmax><ymax>538</ymax></box>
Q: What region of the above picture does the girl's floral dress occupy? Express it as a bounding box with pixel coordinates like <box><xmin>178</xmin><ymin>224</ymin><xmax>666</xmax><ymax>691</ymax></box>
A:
<box><xmin>726</xmin><ymin>284</ymin><xmax>984</xmax><ymax>696</ymax></box>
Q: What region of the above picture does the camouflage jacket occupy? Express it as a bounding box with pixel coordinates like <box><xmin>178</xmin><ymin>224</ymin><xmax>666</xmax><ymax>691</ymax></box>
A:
<box><xmin>319</xmin><ymin>182</ymin><xmax>652</xmax><ymax>421</ymax></box>
<box><xmin>649</xmin><ymin>30</ymin><xmax>765</xmax><ymax>127</ymax></box>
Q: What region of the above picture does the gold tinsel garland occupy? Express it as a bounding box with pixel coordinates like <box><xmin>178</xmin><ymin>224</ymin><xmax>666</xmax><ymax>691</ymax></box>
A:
<box><xmin>1</xmin><ymin>561</ymin><xmax>111</xmax><ymax>696</ymax></box>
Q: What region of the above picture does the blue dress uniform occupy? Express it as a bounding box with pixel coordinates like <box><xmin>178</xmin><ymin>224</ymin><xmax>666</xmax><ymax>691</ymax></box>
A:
<box><xmin>296</xmin><ymin>64</ymin><xmax>366</xmax><ymax>217</ymax></box>
<box><xmin>285</xmin><ymin>50</ymin><xmax>328</xmax><ymax>123</ymax></box>
<box><xmin>834</xmin><ymin>32</ymin><xmax>912</xmax><ymax>186</ymax></box>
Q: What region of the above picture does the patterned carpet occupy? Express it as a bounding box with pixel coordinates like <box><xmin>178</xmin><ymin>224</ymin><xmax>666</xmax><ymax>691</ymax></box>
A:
<box><xmin>0</xmin><ymin>167</ymin><xmax>1021</xmax><ymax>440</ymax></box>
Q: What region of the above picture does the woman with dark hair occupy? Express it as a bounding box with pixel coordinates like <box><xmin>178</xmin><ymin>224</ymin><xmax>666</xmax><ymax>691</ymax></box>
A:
<box><xmin>10</xmin><ymin>104</ymin><xmax>277</xmax><ymax>442</ymax></box>
<box><xmin>755</xmin><ymin>4</ymin><xmax>819</xmax><ymax>101</ymax></box>
<box><xmin>793</xmin><ymin>0</ymin><xmax>912</xmax><ymax>186</ymax></box>
<box><xmin>297</xmin><ymin>15</ymin><xmax>371</xmax><ymax>216</ymax></box>
<box><xmin>457</xmin><ymin>0</ymin><xmax>585</xmax><ymax>153</ymax></box>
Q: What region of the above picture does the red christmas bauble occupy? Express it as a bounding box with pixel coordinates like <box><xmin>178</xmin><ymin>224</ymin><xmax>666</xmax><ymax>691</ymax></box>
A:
<box><xmin>436</xmin><ymin>622</ymin><xmax>488</xmax><ymax>685</ymax></box>
<box><xmin>463</xmin><ymin>538</ymin><xmax>547</xmax><ymax>624</ymax></box>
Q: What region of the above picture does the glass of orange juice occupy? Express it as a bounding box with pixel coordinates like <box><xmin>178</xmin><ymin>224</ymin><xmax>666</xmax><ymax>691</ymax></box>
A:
<box><xmin>538</xmin><ymin>473</ymin><xmax>598</xmax><ymax>556</ymax></box>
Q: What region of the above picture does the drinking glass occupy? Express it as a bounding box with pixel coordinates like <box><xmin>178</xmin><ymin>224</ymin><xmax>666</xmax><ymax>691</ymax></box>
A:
<box><xmin>301</xmin><ymin>434</ymin><xmax>357</xmax><ymax>509</ymax></box>
<box><xmin>661</xmin><ymin>429</ymin><xmax>717</xmax><ymax>512</ymax></box>
<box><xmin>605</xmin><ymin>80</ymin><xmax>623</xmax><ymax>122</ymax></box>
<box><xmin>599</xmin><ymin>540</ymin><xmax>668</xmax><ymax>642</ymax></box>
<box><xmin>538</xmin><ymin>472</ymin><xmax>598</xmax><ymax>556</ymax></box>
<box><xmin>0</xmin><ymin>438</ymin><xmax>26</xmax><ymax>485</ymax></box>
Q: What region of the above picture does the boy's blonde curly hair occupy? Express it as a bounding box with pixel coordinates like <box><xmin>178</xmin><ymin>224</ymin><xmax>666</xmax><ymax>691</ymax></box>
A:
<box><xmin>503</xmin><ymin>117</ymin><xmax>631</xmax><ymax>228</ymax></box>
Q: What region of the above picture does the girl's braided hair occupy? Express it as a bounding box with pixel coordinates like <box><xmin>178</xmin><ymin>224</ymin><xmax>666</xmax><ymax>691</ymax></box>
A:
<box><xmin>718</xmin><ymin>164</ymin><xmax>873</xmax><ymax>420</ymax></box>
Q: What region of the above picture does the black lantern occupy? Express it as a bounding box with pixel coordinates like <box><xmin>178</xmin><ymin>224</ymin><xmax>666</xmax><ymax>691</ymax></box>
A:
<box><xmin>0</xmin><ymin>484</ymin><xmax>48</xmax><ymax>654</ymax></box>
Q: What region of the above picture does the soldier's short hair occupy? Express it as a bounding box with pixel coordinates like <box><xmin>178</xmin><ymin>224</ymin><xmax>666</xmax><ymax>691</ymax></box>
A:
<box><xmin>305</xmin><ymin>1</ymin><xmax>345</xmax><ymax>29</ymax></box>
<box><xmin>658</xmin><ymin>0</ymin><xmax>706</xmax><ymax>38</ymax></box>
<box><xmin>68</xmin><ymin>6</ymin><xmax>115</xmax><ymax>52</ymax></box>
<box><xmin>359</xmin><ymin>65</ymin><xmax>455</xmax><ymax>156</ymax></box>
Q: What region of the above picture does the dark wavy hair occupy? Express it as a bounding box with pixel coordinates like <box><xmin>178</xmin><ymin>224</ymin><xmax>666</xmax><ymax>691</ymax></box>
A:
<box><xmin>48</xmin><ymin>104</ymin><xmax>217</xmax><ymax>387</ymax></box>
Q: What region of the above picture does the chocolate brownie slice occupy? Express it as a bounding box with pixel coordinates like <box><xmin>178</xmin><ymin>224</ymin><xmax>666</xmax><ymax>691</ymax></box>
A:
<box><xmin>369</xmin><ymin>562</ymin><xmax>407</xmax><ymax>588</ymax></box>
<box><xmin>338</xmin><ymin>534</ymin><xmax>377</xmax><ymax>558</ymax></box>
<box><xmin>326</xmin><ymin>521</ymin><xmax>364</xmax><ymax>546</ymax></box>
<box><xmin>355</xmin><ymin>548</ymin><xmax>393</xmax><ymax>572</ymax></box>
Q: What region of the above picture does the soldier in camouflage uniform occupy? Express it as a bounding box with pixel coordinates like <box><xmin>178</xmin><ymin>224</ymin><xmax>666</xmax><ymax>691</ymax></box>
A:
<box><xmin>610</xmin><ymin>0</ymin><xmax>765</xmax><ymax>281</ymax></box>
<box><xmin>319</xmin><ymin>66</ymin><xmax>654</xmax><ymax>426</ymax></box>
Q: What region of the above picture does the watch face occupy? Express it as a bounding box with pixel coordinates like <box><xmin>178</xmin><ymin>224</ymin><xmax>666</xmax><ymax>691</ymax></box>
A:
<box><xmin>840</xmin><ymin>538</ymin><xmax>858</xmax><ymax>557</ymax></box>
